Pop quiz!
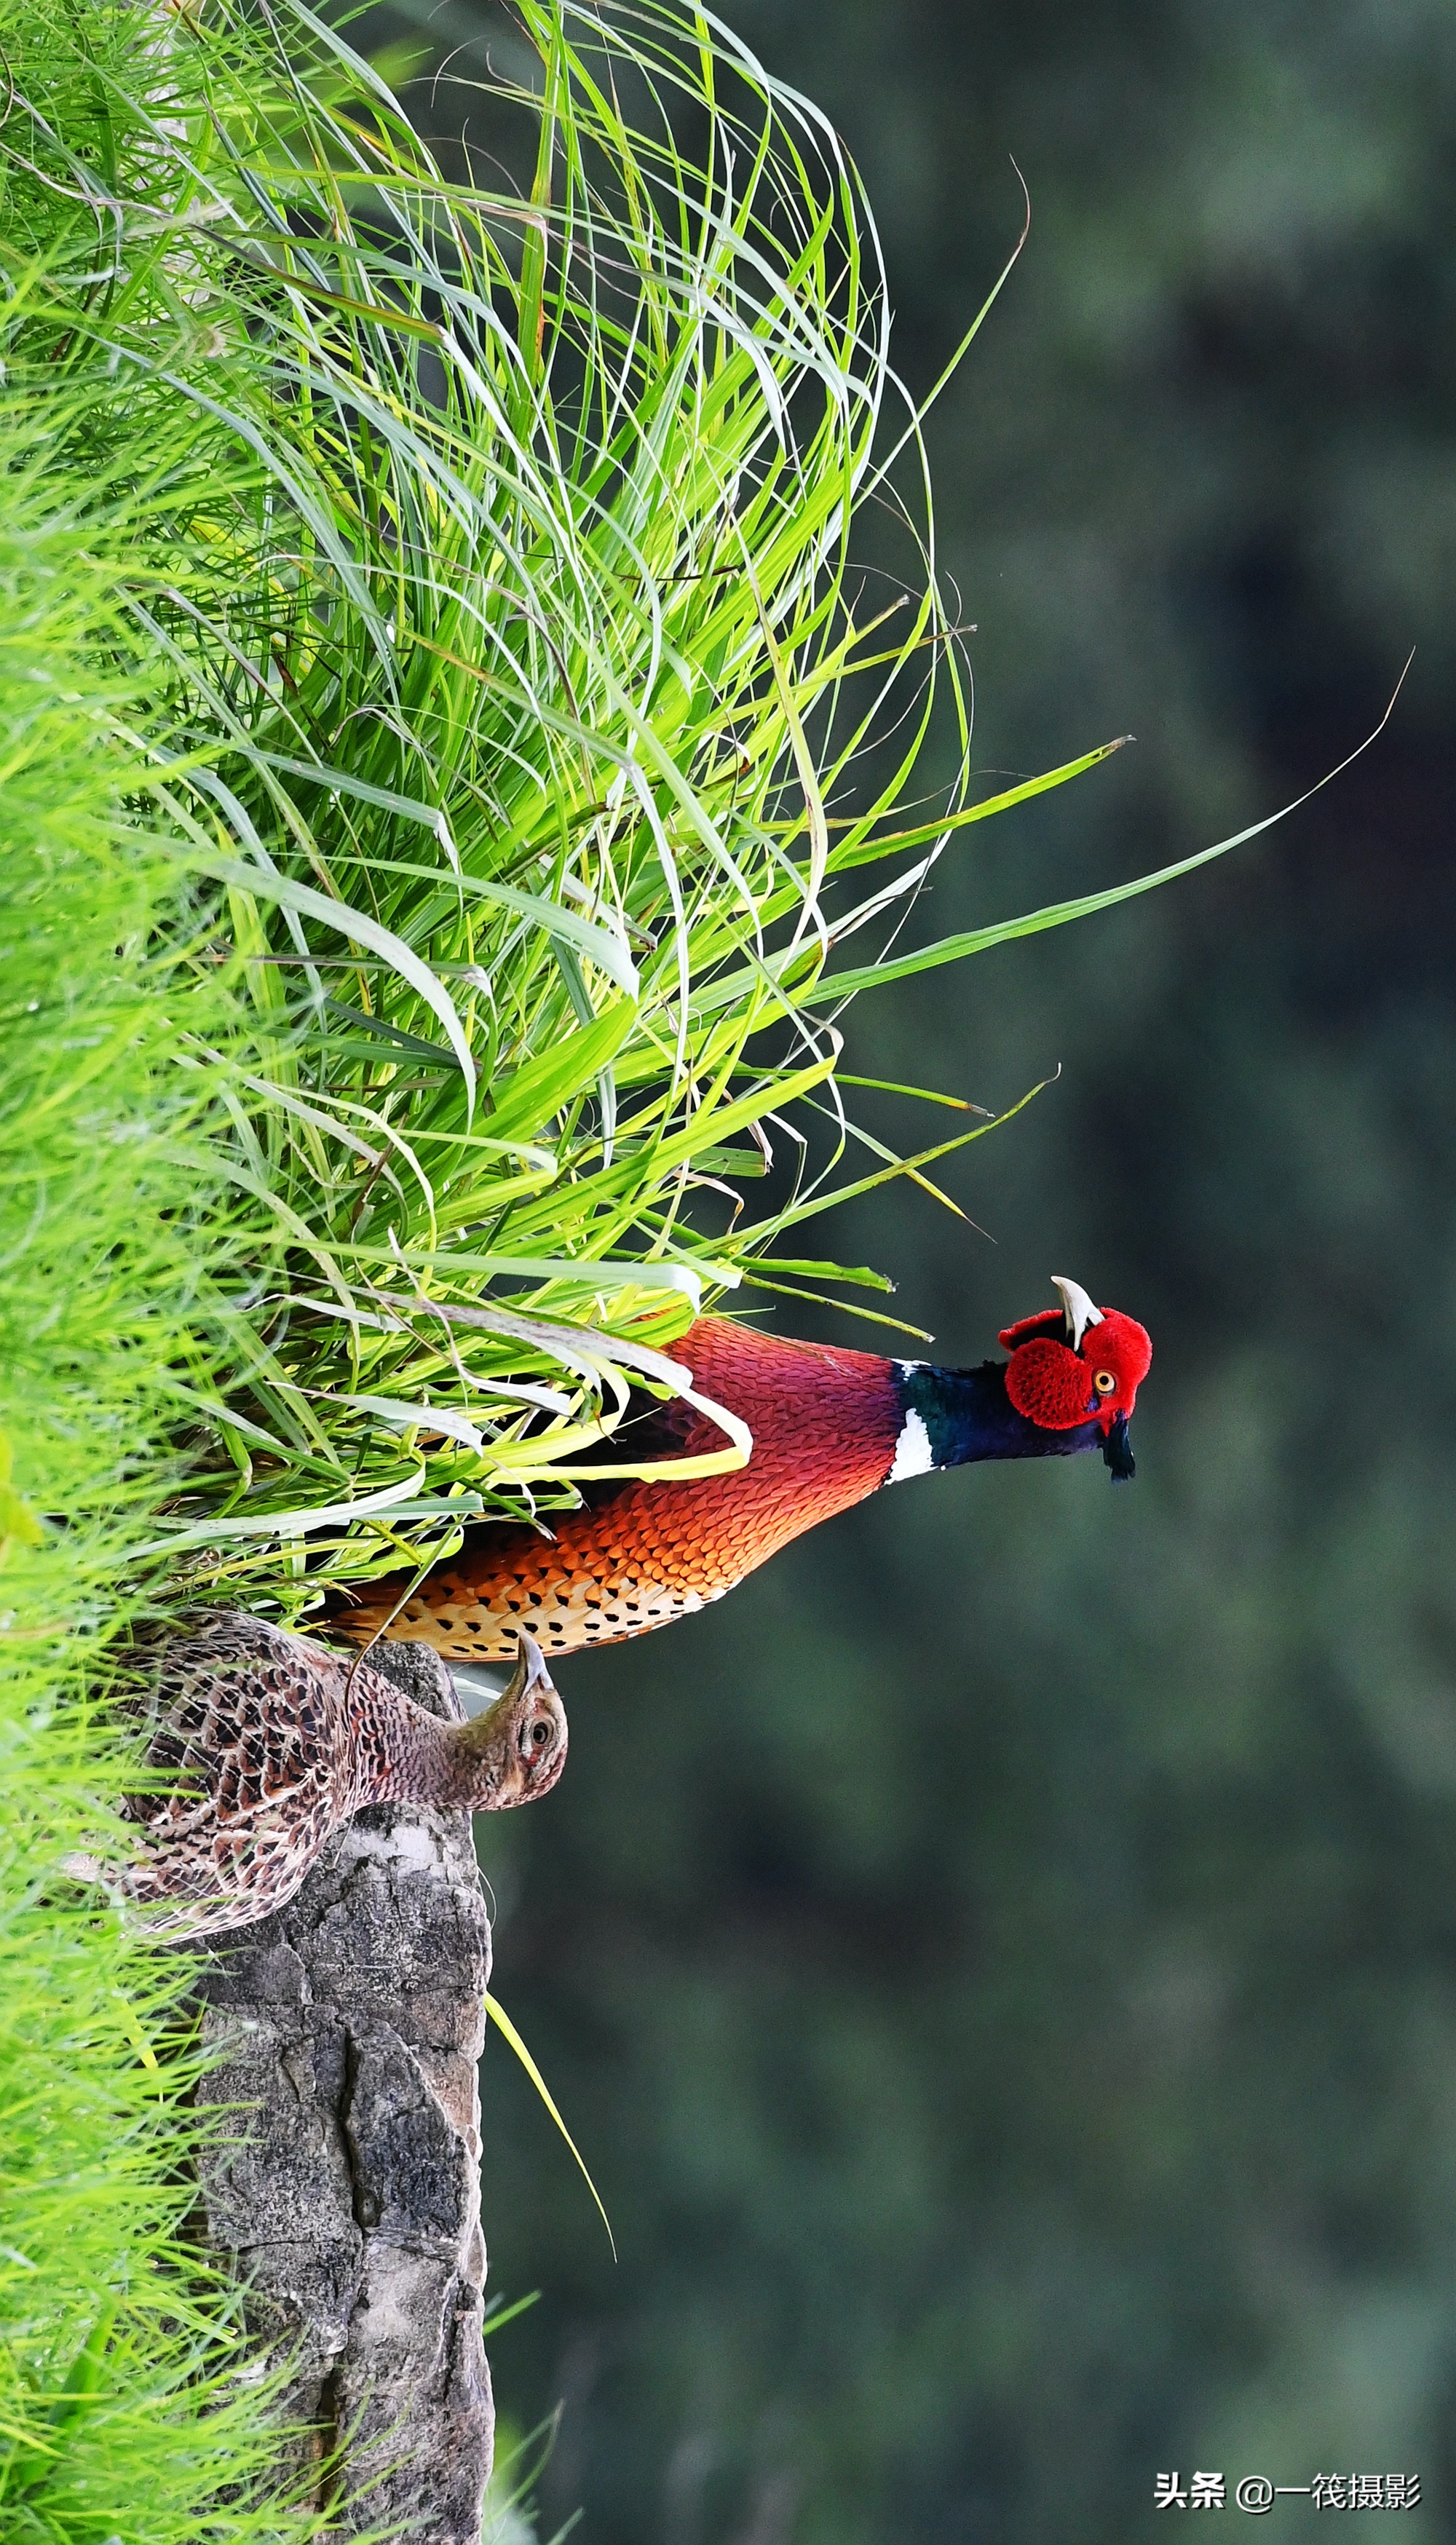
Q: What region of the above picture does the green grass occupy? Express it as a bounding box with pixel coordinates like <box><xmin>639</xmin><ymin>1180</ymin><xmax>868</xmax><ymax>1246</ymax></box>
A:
<box><xmin>0</xmin><ymin>446</ymin><xmax>322</xmax><ymax>2532</ymax></box>
<box><xmin>4</xmin><ymin>0</ymin><xmax>1139</xmax><ymax>1619</ymax></box>
<box><xmin>0</xmin><ymin>0</ymin><xmax>1277</xmax><ymax>2530</ymax></box>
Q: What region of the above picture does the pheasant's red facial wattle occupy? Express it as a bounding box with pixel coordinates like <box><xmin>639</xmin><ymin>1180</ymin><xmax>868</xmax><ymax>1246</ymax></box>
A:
<box><xmin>1079</xmin><ymin>1308</ymin><xmax>1153</xmax><ymax>1430</ymax></box>
<box><xmin>1002</xmin><ymin>1334</ymin><xmax>1101</xmax><ymax>1430</ymax></box>
<box><xmin>999</xmin><ymin>1291</ymin><xmax>1152</xmax><ymax>1436</ymax></box>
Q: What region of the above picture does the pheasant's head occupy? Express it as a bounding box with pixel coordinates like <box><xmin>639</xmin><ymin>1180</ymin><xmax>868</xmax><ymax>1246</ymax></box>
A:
<box><xmin>998</xmin><ymin>1275</ymin><xmax>1152</xmax><ymax>1481</ymax></box>
<box><xmin>463</xmin><ymin>1632</ymin><xmax>569</xmax><ymax>1808</ymax></box>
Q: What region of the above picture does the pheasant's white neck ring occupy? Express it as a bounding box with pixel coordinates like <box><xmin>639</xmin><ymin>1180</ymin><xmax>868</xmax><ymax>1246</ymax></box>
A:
<box><xmin>885</xmin><ymin>1401</ymin><xmax>935</xmax><ymax>1484</ymax></box>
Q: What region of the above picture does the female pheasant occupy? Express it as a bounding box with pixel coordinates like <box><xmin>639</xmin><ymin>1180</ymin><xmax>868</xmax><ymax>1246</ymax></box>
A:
<box><xmin>66</xmin><ymin>1620</ymin><xmax>567</xmax><ymax>1939</ymax></box>
<box><xmin>333</xmin><ymin>1276</ymin><xmax>1151</xmax><ymax>1666</ymax></box>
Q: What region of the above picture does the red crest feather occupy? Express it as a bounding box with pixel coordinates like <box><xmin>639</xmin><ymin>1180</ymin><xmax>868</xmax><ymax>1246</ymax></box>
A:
<box><xmin>998</xmin><ymin>1307</ymin><xmax>1069</xmax><ymax>1353</ymax></box>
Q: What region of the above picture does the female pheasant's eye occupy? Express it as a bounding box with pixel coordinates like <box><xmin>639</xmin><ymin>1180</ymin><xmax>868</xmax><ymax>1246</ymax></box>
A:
<box><xmin>531</xmin><ymin>1719</ymin><xmax>552</xmax><ymax>1746</ymax></box>
<box><xmin>1093</xmin><ymin>1369</ymin><xmax>1117</xmax><ymax>1396</ymax></box>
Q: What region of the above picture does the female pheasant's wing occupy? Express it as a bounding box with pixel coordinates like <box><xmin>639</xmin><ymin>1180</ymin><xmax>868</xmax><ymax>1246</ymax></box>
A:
<box><xmin>118</xmin><ymin>1618</ymin><xmax>348</xmax><ymax>1936</ymax></box>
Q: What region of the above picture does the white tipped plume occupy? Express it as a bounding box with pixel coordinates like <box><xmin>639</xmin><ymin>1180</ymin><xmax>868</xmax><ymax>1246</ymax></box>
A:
<box><xmin>1051</xmin><ymin>1275</ymin><xmax>1104</xmax><ymax>1352</ymax></box>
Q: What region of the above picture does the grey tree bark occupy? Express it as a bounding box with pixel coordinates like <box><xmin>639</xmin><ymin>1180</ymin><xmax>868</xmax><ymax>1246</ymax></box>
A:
<box><xmin>189</xmin><ymin>1639</ymin><xmax>495</xmax><ymax>2542</ymax></box>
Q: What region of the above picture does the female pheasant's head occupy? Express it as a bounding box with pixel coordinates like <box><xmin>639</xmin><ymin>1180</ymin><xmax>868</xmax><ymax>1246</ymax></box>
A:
<box><xmin>461</xmin><ymin>1632</ymin><xmax>569</xmax><ymax>1808</ymax></box>
<box><xmin>998</xmin><ymin>1275</ymin><xmax>1152</xmax><ymax>1481</ymax></box>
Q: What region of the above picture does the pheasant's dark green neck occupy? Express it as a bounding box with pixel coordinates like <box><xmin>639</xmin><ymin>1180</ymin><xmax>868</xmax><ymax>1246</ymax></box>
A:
<box><xmin>888</xmin><ymin>1358</ymin><xmax>1108</xmax><ymax>1478</ymax></box>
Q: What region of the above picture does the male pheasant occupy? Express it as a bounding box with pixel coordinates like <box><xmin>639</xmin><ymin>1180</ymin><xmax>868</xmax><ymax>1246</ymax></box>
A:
<box><xmin>333</xmin><ymin>1276</ymin><xmax>1151</xmax><ymax>1667</ymax></box>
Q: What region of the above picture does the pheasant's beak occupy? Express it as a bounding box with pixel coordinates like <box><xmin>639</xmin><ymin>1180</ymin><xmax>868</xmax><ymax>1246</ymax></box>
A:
<box><xmin>505</xmin><ymin>1631</ymin><xmax>553</xmax><ymax>1702</ymax></box>
<box><xmin>1101</xmin><ymin>1413</ymin><xmax>1136</xmax><ymax>1483</ymax></box>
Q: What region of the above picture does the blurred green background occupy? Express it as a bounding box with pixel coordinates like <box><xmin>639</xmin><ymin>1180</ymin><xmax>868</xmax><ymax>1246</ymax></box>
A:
<box><xmin>403</xmin><ymin>2</ymin><xmax>1456</xmax><ymax>2535</ymax></box>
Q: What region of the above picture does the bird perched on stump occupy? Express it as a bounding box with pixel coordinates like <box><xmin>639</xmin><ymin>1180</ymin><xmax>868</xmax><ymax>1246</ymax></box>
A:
<box><xmin>64</xmin><ymin>1620</ymin><xmax>566</xmax><ymax>1940</ymax></box>
<box><xmin>333</xmin><ymin>1275</ymin><xmax>1152</xmax><ymax>1666</ymax></box>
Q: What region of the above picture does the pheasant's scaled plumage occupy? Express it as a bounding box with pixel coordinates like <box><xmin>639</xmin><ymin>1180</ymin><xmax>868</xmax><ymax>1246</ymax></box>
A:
<box><xmin>333</xmin><ymin>1276</ymin><xmax>1152</xmax><ymax>1666</ymax></box>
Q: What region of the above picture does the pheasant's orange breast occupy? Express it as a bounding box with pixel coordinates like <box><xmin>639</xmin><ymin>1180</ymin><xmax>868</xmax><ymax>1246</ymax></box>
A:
<box><xmin>353</xmin><ymin>1318</ymin><xmax>903</xmax><ymax>1663</ymax></box>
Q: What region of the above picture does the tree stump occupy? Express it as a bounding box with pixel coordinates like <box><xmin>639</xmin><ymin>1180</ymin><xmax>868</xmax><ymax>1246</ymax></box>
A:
<box><xmin>189</xmin><ymin>1639</ymin><xmax>495</xmax><ymax>2542</ymax></box>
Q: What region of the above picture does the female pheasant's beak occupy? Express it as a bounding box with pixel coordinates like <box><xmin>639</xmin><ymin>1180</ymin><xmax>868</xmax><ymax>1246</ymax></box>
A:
<box><xmin>510</xmin><ymin>1631</ymin><xmax>557</xmax><ymax>1705</ymax></box>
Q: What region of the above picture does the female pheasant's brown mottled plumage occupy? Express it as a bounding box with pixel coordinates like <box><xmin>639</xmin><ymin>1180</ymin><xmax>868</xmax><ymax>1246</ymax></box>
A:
<box><xmin>66</xmin><ymin>1615</ymin><xmax>566</xmax><ymax>1940</ymax></box>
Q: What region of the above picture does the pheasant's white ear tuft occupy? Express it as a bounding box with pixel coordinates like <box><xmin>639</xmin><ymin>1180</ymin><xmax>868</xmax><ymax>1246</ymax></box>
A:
<box><xmin>1051</xmin><ymin>1275</ymin><xmax>1104</xmax><ymax>1351</ymax></box>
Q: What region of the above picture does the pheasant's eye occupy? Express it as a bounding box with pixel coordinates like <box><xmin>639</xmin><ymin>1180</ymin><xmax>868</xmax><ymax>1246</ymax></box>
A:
<box><xmin>530</xmin><ymin>1719</ymin><xmax>553</xmax><ymax>1747</ymax></box>
<box><xmin>1093</xmin><ymin>1369</ymin><xmax>1117</xmax><ymax>1396</ymax></box>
